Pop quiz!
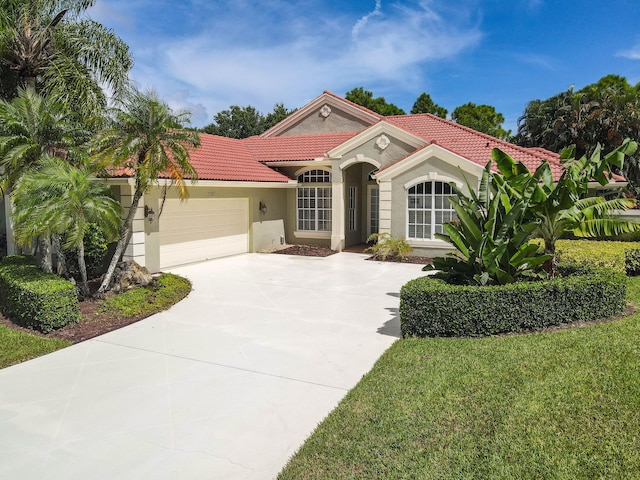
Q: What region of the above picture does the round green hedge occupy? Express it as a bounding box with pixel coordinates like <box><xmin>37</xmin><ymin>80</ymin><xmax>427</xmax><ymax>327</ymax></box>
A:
<box><xmin>400</xmin><ymin>265</ymin><xmax>627</xmax><ymax>338</ymax></box>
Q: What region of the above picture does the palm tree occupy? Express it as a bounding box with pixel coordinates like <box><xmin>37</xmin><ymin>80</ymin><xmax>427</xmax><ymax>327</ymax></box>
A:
<box><xmin>12</xmin><ymin>156</ymin><xmax>122</xmax><ymax>295</ymax></box>
<box><xmin>0</xmin><ymin>0</ymin><xmax>132</xmax><ymax>123</ymax></box>
<box><xmin>91</xmin><ymin>88</ymin><xmax>200</xmax><ymax>294</ymax></box>
<box><xmin>0</xmin><ymin>87</ymin><xmax>86</xmax><ymax>271</ymax></box>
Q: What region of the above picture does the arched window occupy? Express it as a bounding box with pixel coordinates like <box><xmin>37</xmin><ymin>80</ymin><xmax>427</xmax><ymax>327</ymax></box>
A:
<box><xmin>407</xmin><ymin>181</ymin><xmax>456</xmax><ymax>239</ymax></box>
<box><xmin>297</xmin><ymin>170</ymin><xmax>332</xmax><ymax>231</ymax></box>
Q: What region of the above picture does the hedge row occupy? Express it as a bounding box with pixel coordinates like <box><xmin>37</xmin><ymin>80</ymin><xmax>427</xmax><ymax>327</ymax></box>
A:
<box><xmin>555</xmin><ymin>239</ymin><xmax>640</xmax><ymax>273</ymax></box>
<box><xmin>400</xmin><ymin>265</ymin><xmax>626</xmax><ymax>338</ymax></box>
<box><xmin>0</xmin><ymin>255</ymin><xmax>80</xmax><ymax>333</ymax></box>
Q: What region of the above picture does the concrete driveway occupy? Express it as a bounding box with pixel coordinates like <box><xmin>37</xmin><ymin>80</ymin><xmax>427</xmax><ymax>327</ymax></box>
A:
<box><xmin>0</xmin><ymin>252</ymin><xmax>424</xmax><ymax>480</ymax></box>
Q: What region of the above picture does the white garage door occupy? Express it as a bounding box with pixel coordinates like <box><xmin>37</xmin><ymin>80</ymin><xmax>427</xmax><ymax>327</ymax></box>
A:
<box><xmin>160</xmin><ymin>198</ymin><xmax>249</xmax><ymax>268</ymax></box>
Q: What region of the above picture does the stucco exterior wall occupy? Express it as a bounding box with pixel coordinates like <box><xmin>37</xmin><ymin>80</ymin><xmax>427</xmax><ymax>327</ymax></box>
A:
<box><xmin>340</xmin><ymin>135</ymin><xmax>415</xmax><ymax>169</ymax></box>
<box><xmin>280</xmin><ymin>106</ymin><xmax>370</xmax><ymax>136</ymax></box>
<box><xmin>386</xmin><ymin>155</ymin><xmax>481</xmax><ymax>257</ymax></box>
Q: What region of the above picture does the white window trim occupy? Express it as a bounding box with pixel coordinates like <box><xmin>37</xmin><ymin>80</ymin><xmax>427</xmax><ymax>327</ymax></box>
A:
<box><xmin>296</xmin><ymin>169</ymin><xmax>332</xmax><ymax>233</ymax></box>
<box><xmin>406</xmin><ymin>180</ymin><xmax>457</xmax><ymax>241</ymax></box>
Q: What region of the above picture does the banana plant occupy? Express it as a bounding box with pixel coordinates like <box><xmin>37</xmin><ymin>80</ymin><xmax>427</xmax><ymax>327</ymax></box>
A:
<box><xmin>424</xmin><ymin>162</ymin><xmax>550</xmax><ymax>285</ymax></box>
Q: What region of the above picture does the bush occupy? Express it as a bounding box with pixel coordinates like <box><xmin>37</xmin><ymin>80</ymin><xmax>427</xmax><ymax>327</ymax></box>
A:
<box><xmin>555</xmin><ymin>239</ymin><xmax>640</xmax><ymax>272</ymax></box>
<box><xmin>625</xmin><ymin>249</ymin><xmax>640</xmax><ymax>276</ymax></box>
<box><xmin>366</xmin><ymin>232</ymin><xmax>412</xmax><ymax>260</ymax></box>
<box><xmin>400</xmin><ymin>265</ymin><xmax>626</xmax><ymax>337</ymax></box>
<box><xmin>0</xmin><ymin>255</ymin><xmax>80</xmax><ymax>333</ymax></box>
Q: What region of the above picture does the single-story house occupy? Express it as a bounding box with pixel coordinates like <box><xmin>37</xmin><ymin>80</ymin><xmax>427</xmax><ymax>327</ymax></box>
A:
<box><xmin>3</xmin><ymin>91</ymin><xmax>624</xmax><ymax>272</ymax></box>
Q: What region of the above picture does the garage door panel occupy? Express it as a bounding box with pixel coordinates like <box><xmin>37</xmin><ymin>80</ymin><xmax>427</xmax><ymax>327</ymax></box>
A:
<box><xmin>160</xmin><ymin>198</ymin><xmax>249</xmax><ymax>268</ymax></box>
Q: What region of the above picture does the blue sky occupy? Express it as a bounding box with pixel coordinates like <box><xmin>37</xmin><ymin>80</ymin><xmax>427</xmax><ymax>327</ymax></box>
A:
<box><xmin>89</xmin><ymin>0</ymin><xmax>640</xmax><ymax>132</ymax></box>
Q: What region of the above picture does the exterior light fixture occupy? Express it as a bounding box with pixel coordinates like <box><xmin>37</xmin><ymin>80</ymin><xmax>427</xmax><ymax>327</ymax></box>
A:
<box><xmin>144</xmin><ymin>205</ymin><xmax>156</xmax><ymax>223</ymax></box>
<box><xmin>259</xmin><ymin>201</ymin><xmax>267</xmax><ymax>214</ymax></box>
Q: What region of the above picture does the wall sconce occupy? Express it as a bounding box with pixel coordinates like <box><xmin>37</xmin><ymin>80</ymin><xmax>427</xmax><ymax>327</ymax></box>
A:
<box><xmin>259</xmin><ymin>201</ymin><xmax>267</xmax><ymax>214</ymax></box>
<box><xmin>144</xmin><ymin>205</ymin><xmax>156</xmax><ymax>223</ymax></box>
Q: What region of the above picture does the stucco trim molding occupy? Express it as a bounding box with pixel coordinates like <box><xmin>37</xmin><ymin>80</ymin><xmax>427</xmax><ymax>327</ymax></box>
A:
<box><xmin>404</xmin><ymin>173</ymin><xmax>463</xmax><ymax>190</ymax></box>
<box><xmin>339</xmin><ymin>154</ymin><xmax>381</xmax><ymax>171</ymax></box>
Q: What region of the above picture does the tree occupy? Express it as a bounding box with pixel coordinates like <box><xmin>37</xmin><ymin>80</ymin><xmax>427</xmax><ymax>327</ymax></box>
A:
<box><xmin>451</xmin><ymin>102</ymin><xmax>511</xmax><ymax>139</ymax></box>
<box><xmin>91</xmin><ymin>88</ymin><xmax>200</xmax><ymax>294</ymax></box>
<box><xmin>0</xmin><ymin>0</ymin><xmax>132</xmax><ymax>123</ymax></box>
<box><xmin>202</xmin><ymin>105</ymin><xmax>264</xmax><ymax>138</ymax></box>
<box><xmin>0</xmin><ymin>87</ymin><xmax>86</xmax><ymax>272</ymax></box>
<box><xmin>514</xmin><ymin>74</ymin><xmax>640</xmax><ymax>195</ymax></box>
<box><xmin>345</xmin><ymin>87</ymin><xmax>405</xmax><ymax>116</ymax></box>
<box><xmin>263</xmin><ymin>102</ymin><xmax>295</xmax><ymax>131</ymax></box>
<box><xmin>12</xmin><ymin>156</ymin><xmax>121</xmax><ymax>295</ymax></box>
<box><xmin>411</xmin><ymin>92</ymin><xmax>447</xmax><ymax>117</ymax></box>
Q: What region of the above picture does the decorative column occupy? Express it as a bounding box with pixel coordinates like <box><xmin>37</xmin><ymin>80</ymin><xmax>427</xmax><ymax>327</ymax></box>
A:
<box><xmin>378</xmin><ymin>179</ymin><xmax>392</xmax><ymax>235</ymax></box>
<box><xmin>331</xmin><ymin>159</ymin><xmax>345</xmax><ymax>251</ymax></box>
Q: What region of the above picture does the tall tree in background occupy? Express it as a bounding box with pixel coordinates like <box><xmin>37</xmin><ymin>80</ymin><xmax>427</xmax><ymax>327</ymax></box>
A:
<box><xmin>411</xmin><ymin>92</ymin><xmax>447</xmax><ymax>118</ymax></box>
<box><xmin>345</xmin><ymin>87</ymin><xmax>405</xmax><ymax>116</ymax></box>
<box><xmin>91</xmin><ymin>88</ymin><xmax>200</xmax><ymax>294</ymax></box>
<box><xmin>202</xmin><ymin>103</ymin><xmax>295</xmax><ymax>138</ymax></box>
<box><xmin>451</xmin><ymin>102</ymin><xmax>511</xmax><ymax>140</ymax></box>
<box><xmin>514</xmin><ymin>74</ymin><xmax>640</xmax><ymax>195</ymax></box>
<box><xmin>0</xmin><ymin>0</ymin><xmax>132</xmax><ymax>124</ymax></box>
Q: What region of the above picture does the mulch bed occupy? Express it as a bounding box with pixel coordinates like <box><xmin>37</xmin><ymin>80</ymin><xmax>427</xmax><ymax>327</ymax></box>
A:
<box><xmin>0</xmin><ymin>296</ymin><xmax>154</xmax><ymax>344</ymax></box>
<box><xmin>269</xmin><ymin>243</ymin><xmax>432</xmax><ymax>264</ymax></box>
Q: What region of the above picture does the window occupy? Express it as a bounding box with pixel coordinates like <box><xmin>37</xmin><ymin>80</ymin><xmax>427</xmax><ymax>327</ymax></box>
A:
<box><xmin>297</xmin><ymin>170</ymin><xmax>332</xmax><ymax>231</ymax></box>
<box><xmin>348</xmin><ymin>187</ymin><xmax>357</xmax><ymax>231</ymax></box>
<box><xmin>407</xmin><ymin>181</ymin><xmax>456</xmax><ymax>240</ymax></box>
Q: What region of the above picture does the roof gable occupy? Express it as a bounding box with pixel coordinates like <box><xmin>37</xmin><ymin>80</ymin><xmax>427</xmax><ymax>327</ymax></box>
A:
<box><xmin>260</xmin><ymin>91</ymin><xmax>381</xmax><ymax>138</ymax></box>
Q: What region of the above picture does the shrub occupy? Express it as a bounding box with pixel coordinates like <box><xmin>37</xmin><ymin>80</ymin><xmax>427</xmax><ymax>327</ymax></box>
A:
<box><xmin>366</xmin><ymin>232</ymin><xmax>412</xmax><ymax>261</ymax></box>
<box><xmin>625</xmin><ymin>249</ymin><xmax>640</xmax><ymax>276</ymax></box>
<box><xmin>0</xmin><ymin>255</ymin><xmax>80</xmax><ymax>333</ymax></box>
<box><xmin>555</xmin><ymin>239</ymin><xmax>640</xmax><ymax>272</ymax></box>
<box><xmin>400</xmin><ymin>264</ymin><xmax>626</xmax><ymax>337</ymax></box>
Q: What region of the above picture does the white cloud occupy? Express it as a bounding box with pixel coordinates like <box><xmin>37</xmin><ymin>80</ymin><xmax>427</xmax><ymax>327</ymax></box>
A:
<box><xmin>90</xmin><ymin>1</ymin><xmax>482</xmax><ymax>126</ymax></box>
<box><xmin>618</xmin><ymin>44</ymin><xmax>640</xmax><ymax>60</ymax></box>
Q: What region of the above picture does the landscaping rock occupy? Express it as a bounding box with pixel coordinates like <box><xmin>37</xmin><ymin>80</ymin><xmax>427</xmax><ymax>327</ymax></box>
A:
<box><xmin>110</xmin><ymin>260</ymin><xmax>153</xmax><ymax>292</ymax></box>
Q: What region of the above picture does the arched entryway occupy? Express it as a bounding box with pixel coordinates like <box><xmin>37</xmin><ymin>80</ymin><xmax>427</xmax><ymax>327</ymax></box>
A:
<box><xmin>342</xmin><ymin>161</ymin><xmax>379</xmax><ymax>248</ymax></box>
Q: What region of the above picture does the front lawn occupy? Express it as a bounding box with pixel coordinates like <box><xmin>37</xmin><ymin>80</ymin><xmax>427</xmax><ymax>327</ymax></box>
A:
<box><xmin>0</xmin><ymin>326</ymin><xmax>71</xmax><ymax>369</ymax></box>
<box><xmin>279</xmin><ymin>277</ymin><xmax>640</xmax><ymax>479</ymax></box>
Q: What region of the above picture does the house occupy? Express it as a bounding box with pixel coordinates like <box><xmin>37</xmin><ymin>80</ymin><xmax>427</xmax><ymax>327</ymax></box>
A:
<box><xmin>31</xmin><ymin>91</ymin><xmax>623</xmax><ymax>272</ymax></box>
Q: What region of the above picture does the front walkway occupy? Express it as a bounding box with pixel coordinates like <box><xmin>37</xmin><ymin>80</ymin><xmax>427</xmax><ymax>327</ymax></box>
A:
<box><xmin>0</xmin><ymin>253</ymin><xmax>424</xmax><ymax>480</ymax></box>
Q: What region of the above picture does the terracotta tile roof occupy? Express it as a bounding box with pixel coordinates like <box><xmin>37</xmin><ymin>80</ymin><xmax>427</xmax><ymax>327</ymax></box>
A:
<box><xmin>185</xmin><ymin>134</ymin><xmax>292</xmax><ymax>182</ymax></box>
<box><xmin>244</xmin><ymin>132</ymin><xmax>359</xmax><ymax>162</ymax></box>
<box><xmin>111</xmin><ymin>133</ymin><xmax>293</xmax><ymax>183</ymax></box>
<box><xmin>321</xmin><ymin>90</ymin><xmax>384</xmax><ymax>120</ymax></box>
<box><xmin>384</xmin><ymin>114</ymin><xmax>566</xmax><ymax>180</ymax></box>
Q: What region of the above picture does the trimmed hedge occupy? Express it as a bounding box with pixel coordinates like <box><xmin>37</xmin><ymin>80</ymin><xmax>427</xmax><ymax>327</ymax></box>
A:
<box><xmin>0</xmin><ymin>255</ymin><xmax>80</xmax><ymax>333</ymax></box>
<box><xmin>400</xmin><ymin>265</ymin><xmax>626</xmax><ymax>338</ymax></box>
<box><xmin>625</xmin><ymin>249</ymin><xmax>640</xmax><ymax>276</ymax></box>
<box><xmin>555</xmin><ymin>239</ymin><xmax>640</xmax><ymax>273</ymax></box>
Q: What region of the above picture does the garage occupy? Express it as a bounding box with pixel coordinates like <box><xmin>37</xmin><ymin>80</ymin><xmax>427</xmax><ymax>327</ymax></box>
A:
<box><xmin>159</xmin><ymin>197</ymin><xmax>249</xmax><ymax>268</ymax></box>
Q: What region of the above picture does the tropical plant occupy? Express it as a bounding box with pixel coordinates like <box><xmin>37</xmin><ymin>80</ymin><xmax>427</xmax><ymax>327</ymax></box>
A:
<box><xmin>493</xmin><ymin>139</ymin><xmax>640</xmax><ymax>275</ymax></box>
<box><xmin>0</xmin><ymin>0</ymin><xmax>132</xmax><ymax>124</ymax></box>
<box><xmin>91</xmin><ymin>88</ymin><xmax>200</xmax><ymax>294</ymax></box>
<box><xmin>365</xmin><ymin>232</ymin><xmax>412</xmax><ymax>261</ymax></box>
<box><xmin>0</xmin><ymin>87</ymin><xmax>86</xmax><ymax>272</ymax></box>
<box><xmin>11</xmin><ymin>156</ymin><xmax>122</xmax><ymax>295</ymax></box>
<box><xmin>424</xmin><ymin>163</ymin><xmax>550</xmax><ymax>285</ymax></box>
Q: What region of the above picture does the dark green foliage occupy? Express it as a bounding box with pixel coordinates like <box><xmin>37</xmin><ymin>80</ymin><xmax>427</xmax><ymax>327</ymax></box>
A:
<box><xmin>344</xmin><ymin>87</ymin><xmax>405</xmax><ymax>116</ymax></box>
<box><xmin>410</xmin><ymin>92</ymin><xmax>447</xmax><ymax>117</ymax></box>
<box><xmin>625</xmin><ymin>249</ymin><xmax>640</xmax><ymax>276</ymax></box>
<box><xmin>64</xmin><ymin>223</ymin><xmax>110</xmax><ymax>279</ymax></box>
<box><xmin>201</xmin><ymin>103</ymin><xmax>295</xmax><ymax>138</ymax></box>
<box><xmin>401</xmin><ymin>265</ymin><xmax>626</xmax><ymax>337</ymax></box>
<box><xmin>0</xmin><ymin>255</ymin><xmax>80</xmax><ymax>333</ymax></box>
<box><xmin>451</xmin><ymin>102</ymin><xmax>511</xmax><ymax>139</ymax></box>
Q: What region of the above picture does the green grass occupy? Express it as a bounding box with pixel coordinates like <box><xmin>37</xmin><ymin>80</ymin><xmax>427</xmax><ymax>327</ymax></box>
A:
<box><xmin>0</xmin><ymin>325</ymin><xmax>71</xmax><ymax>369</ymax></box>
<box><xmin>279</xmin><ymin>277</ymin><xmax>640</xmax><ymax>480</ymax></box>
<box><xmin>99</xmin><ymin>273</ymin><xmax>191</xmax><ymax>317</ymax></box>
<box><xmin>1</xmin><ymin>273</ymin><xmax>191</xmax><ymax>369</ymax></box>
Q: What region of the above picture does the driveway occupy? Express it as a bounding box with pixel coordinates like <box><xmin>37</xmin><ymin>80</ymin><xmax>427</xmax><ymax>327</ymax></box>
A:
<box><xmin>0</xmin><ymin>252</ymin><xmax>424</xmax><ymax>480</ymax></box>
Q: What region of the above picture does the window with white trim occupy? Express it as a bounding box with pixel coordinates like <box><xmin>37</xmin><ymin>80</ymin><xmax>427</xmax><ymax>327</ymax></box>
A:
<box><xmin>297</xmin><ymin>170</ymin><xmax>332</xmax><ymax>231</ymax></box>
<box><xmin>407</xmin><ymin>181</ymin><xmax>457</xmax><ymax>239</ymax></box>
<box><xmin>348</xmin><ymin>186</ymin><xmax>357</xmax><ymax>231</ymax></box>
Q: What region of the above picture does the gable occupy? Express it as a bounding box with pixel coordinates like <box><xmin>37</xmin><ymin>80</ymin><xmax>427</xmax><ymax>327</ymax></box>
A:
<box><xmin>261</xmin><ymin>91</ymin><xmax>380</xmax><ymax>137</ymax></box>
